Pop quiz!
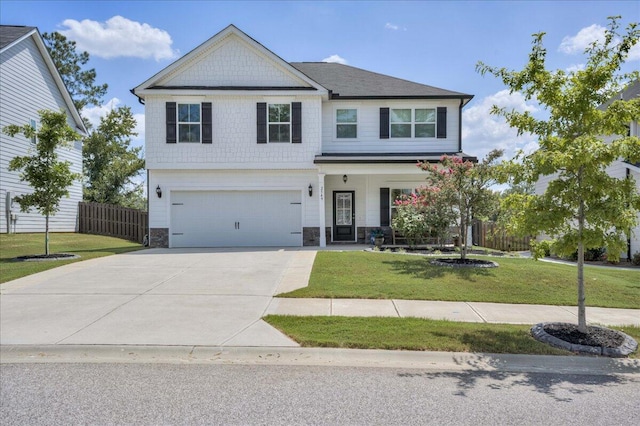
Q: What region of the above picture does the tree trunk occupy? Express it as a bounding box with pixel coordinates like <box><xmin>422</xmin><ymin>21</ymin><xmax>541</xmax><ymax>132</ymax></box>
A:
<box><xmin>577</xmin><ymin>202</ymin><xmax>587</xmax><ymax>333</ymax></box>
<box><xmin>45</xmin><ymin>214</ymin><xmax>50</xmax><ymax>256</ymax></box>
<box><xmin>460</xmin><ymin>216</ymin><xmax>467</xmax><ymax>260</ymax></box>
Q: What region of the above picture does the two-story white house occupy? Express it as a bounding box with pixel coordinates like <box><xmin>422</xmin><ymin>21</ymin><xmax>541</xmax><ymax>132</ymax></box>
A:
<box><xmin>133</xmin><ymin>25</ymin><xmax>474</xmax><ymax>248</ymax></box>
<box><xmin>0</xmin><ymin>25</ymin><xmax>86</xmax><ymax>234</ymax></box>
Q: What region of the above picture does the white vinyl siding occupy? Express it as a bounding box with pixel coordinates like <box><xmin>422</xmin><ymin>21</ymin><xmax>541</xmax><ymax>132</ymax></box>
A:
<box><xmin>0</xmin><ymin>34</ymin><xmax>83</xmax><ymax>233</ymax></box>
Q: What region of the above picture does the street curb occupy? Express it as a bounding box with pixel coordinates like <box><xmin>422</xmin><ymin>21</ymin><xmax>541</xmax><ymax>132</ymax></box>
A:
<box><xmin>2</xmin><ymin>345</ymin><xmax>638</xmax><ymax>375</ymax></box>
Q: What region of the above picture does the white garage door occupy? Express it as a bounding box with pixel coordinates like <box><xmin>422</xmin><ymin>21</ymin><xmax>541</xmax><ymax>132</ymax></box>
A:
<box><xmin>170</xmin><ymin>190</ymin><xmax>302</xmax><ymax>247</ymax></box>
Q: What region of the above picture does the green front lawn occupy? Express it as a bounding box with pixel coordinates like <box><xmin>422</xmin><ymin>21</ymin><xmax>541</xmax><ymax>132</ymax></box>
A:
<box><xmin>280</xmin><ymin>251</ymin><xmax>640</xmax><ymax>309</ymax></box>
<box><xmin>264</xmin><ymin>315</ymin><xmax>640</xmax><ymax>358</ymax></box>
<box><xmin>0</xmin><ymin>233</ymin><xmax>143</xmax><ymax>284</ymax></box>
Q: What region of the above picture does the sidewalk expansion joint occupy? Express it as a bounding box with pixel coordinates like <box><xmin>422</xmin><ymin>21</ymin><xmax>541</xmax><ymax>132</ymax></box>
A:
<box><xmin>391</xmin><ymin>300</ymin><xmax>401</xmax><ymax>317</ymax></box>
<box><xmin>465</xmin><ymin>302</ymin><xmax>487</xmax><ymax>323</ymax></box>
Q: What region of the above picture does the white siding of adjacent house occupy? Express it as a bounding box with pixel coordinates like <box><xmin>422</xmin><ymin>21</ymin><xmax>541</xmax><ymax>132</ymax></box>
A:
<box><xmin>0</xmin><ymin>35</ymin><xmax>83</xmax><ymax>234</ymax></box>
<box><xmin>321</xmin><ymin>99</ymin><xmax>462</xmax><ymax>154</ymax></box>
<box><xmin>145</xmin><ymin>94</ymin><xmax>322</xmax><ymax>169</ymax></box>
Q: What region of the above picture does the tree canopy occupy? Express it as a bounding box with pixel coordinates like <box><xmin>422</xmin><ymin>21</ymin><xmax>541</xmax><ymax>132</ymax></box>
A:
<box><xmin>43</xmin><ymin>32</ymin><xmax>108</xmax><ymax>113</ymax></box>
<box><xmin>83</xmin><ymin>106</ymin><xmax>145</xmax><ymax>209</ymax></box>
<box><xmin>477</xmin><ymin>16</ymin><xmax>640</xmax><ymax>332</ymax></box>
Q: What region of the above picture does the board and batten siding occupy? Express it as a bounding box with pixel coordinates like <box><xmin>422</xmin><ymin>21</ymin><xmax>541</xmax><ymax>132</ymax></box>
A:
<box><xmin>0</xmin><ymin>34</ymin><xmax>83</xmax><ymax>233</ymax></box>
<box><xmin>320</xmin><ymin>99</ymin><xmax>462</xmax><ymax>154</ymax></box>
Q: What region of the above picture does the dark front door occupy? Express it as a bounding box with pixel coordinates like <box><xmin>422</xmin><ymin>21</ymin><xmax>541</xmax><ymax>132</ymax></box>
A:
<box><xmin>333</xmin><ymin>191</ymin><xmax>355</xmax><ymax>241</ymax></box>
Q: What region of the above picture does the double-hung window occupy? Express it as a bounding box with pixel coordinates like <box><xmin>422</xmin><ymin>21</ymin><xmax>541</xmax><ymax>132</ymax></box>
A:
<box><xmin>390</xmin><ymin>188</ymin><xmax>413</xmax><ymax>220</ymax></box>
<box><xmin>390</xmin><ymin>108</ymin><xmax>436</xmax><ymax>138</ymax></box>
<box><xmin>178</xmin><ymin>103</ymin><xmax>201</xmax><ymax>143</ymax></box>
<box><xmin>268</xmin><ymin>103</ymin><xmax>291</xmax><ymax>143</ymax></box>
<box><xmin>336</xmin><ymin>108</ymin><xmax>357</xmax><ymax>139</ymax></box>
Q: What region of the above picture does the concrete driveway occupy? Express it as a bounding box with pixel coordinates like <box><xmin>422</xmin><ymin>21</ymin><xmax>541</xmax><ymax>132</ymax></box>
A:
<box><xmin>1</xmin><ymin>248</ymin><xmax>315</xmax><ymax>347</ymax></box>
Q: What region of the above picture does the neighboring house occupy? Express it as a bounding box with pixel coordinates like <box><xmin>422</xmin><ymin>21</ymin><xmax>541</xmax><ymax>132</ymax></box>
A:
<box><xmin>132</xmin><ymin>25</ymin><xmax>474</xmax><ymax>248</ymax></box>
<box><xmin>535</xmin><ymin>80</ymin><xmax>640</xmax><ymax>259</ymax></box>
<box><xmin>0</xmin><ymin>25</ymin><xmax>86</xmax><ymax>233</ymax></box>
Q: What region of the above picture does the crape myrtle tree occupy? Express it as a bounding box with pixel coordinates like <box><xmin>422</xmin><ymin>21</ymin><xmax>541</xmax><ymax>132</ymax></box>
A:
<box><xmin>417</xmin><ymin>150</ymin><xmax>503</xmax><ymax>260</ymax></box>
<box><xmin>392</xmin><ymin>186</ymin><xmax>457</xmax><ymax>247</ymax></box>
<box><xmin>3</xmin><ymin>110</ymin><xmax>82</xmax><ymax>255</ymax></box>
<box><xmin>477</xmin><ymin>16</ymin><xmax>640</xmax><ymax>333</ymax></box>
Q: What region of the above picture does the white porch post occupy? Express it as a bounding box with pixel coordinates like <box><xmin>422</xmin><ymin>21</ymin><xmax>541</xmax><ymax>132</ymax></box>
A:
<box><xmin>318</xmin><ymin>173</ymin><xmax>326</xmax><ymax>247</ymax></box>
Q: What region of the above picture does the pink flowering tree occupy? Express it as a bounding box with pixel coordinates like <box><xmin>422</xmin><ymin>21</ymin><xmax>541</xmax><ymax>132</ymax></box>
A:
<box><xmin>392</xmin><ymin>186</ymin><xmax>456</xmax><ymax>247</ymax></box>
<box><xmin>419</xmin><ymin>150</ymin><xmax>503</xmax><ymax>259</ymax></box>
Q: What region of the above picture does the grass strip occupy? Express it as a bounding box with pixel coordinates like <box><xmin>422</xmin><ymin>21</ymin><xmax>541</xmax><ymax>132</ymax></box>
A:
<box><xmin>1</xmin><ymin>233</ymin><xmax>143</xmax><ymax>283</ymax></box>
<box><xmin>264</xmin><ymin>315</ymin><xmax>640</xmax><ymax>358</ymax></box>
<box><xmin>280</xmin><ymin>251</ymin><xmax>640</xmax><ymax>309</ymax></box>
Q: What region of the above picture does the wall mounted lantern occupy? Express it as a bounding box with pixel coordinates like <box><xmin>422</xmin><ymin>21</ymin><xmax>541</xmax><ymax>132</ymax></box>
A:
<box><xmin>156</xmin><ymin>185</ymin><xmax>162</xmax><ymax>198</ymax></box>
<box><xmin>343</xmin><ymin>174</ymin><xmax>348</xmax><ymax>184</ymax></box>
<box><xmin>308</xmin><ymin>184</ymin><xmax>313</xmax><ymax>197</ymax></box>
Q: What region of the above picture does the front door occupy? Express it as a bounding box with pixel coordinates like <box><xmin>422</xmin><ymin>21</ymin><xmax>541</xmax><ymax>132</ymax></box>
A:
<box><xmin>333</xmin><ymin>191</ymin><xmax>355</xmax><ymax>241</ymax></box>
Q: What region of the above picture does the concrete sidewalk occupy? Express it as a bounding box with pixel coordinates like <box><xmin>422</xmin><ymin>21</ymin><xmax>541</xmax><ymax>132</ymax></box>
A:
<box><xmin>266</xmin><ymin>298</ymin><xmax>640</xmax><ymax>327</ymax></box>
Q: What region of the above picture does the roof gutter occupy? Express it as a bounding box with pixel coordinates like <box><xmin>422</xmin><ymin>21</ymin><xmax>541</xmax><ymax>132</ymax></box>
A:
<box><xmin>130</xmin><ymin>88</ymin><xmax>145</xmax><ymax>105</ymax></box>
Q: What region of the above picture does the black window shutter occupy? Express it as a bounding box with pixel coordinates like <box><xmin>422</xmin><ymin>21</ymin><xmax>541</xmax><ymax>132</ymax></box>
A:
<box><xmin>292</xmin><ymin>102</ymin><xmax>302</xmax><ymax>143</ymax></box>
<box><xmin>380</xmin><ymin>187</ymin><xmax>390</xmax><ymax>226</ymax></box>
<box><xmin>437</xmin><ymin>107</ymin><xmax>447</xmax><ymax>139</ymax></box>
<box><xmin>257</xmin><ymin>102</ymin><xmax>267</xmax><ymax>144</ymax></box>
<box><xmin>202</xmin><ymin>102</ymin><xmax>212</xmax><ymax>144</ymax></box>
<box><xmin>380</xmin><ymin>108</ymin><xmax>389</xmax><ymax>139</ymax></box>
<box><xmin>166</xmin><ymin>102</ymin><xmax>176</xmax><ymax>144</ymax></box>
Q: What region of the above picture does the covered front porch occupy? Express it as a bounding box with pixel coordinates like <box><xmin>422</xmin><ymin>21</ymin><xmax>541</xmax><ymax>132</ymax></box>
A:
<box><xmin>314</xmin><ymin>155</ymin><xmax>451</xmax><ymax>247</ymax></box>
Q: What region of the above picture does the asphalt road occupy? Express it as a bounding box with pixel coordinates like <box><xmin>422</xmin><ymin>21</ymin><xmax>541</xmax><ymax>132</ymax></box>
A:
<box><xmin>2</xmin><ymin>363</ymin><xmax>639</xmax><ymax>425</ymax></box>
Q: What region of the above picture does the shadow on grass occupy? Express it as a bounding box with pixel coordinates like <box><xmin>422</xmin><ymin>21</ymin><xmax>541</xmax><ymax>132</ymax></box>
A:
<box><xmin>383</xmin><ymin>257</ymin><xmax>493</xmax><ymax>282</ymax></box>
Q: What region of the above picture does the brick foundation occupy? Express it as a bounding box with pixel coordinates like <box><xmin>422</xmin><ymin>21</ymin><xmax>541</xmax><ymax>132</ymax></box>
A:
<box><xmin>149</xmin><ymin>228</ymin><xmax>169</xmax><ymax>248</ymax></box>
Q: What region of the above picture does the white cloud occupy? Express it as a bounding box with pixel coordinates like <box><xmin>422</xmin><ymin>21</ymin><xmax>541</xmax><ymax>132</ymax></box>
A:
<box><xmin>59</xmin><ymin>15</ymin><xmax>177</xmax><ymax>61</ymax></box>
<box><xmin>385</xmin><ymin>22</ymin><xmax>406</xmax><ymax>31</ymax></box>
<box><xmin>559</xmin><ymin>24</ymin><xmax>606</xmax><ymax>54</ymax></box>
<box><xmin>462</xmin><ymin>90</ymin><xmax>539</xmax><ymax>160</ymax></box>
<box><xmin>565</xmin><ymin>63</ymin><xmax>585</xmax><ymax>73</ymax></box>
<box><xmin>82</xmin><ymin>98</ymin><xmax>145</xmax><ymax>148</ymax></box>
<box><xmin>322</xmin><ymin>54</ymin><xmax>348</xmax><ymax>64</ymax></box>
<box><xmin>559</xmin><ymin>23</ymin><xmax>640</xmax><ymax>61</ymax></box>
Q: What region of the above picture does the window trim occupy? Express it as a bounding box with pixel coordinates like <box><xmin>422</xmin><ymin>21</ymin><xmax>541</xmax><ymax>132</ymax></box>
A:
<box><xmin>389</xmin><ymin>107</ymin><xmax>436</xmax><ymax>139</ymax></box>
<box><xmin>177</xmin><ymin>103</ymin><xmax>202</xmax><ymax>143</ymax></box>
<box><xmin>335</xmin><ymin>107</ymin><xmax>358</xmax><ymax>140</ymax></box>
<box><xmin>268</xmin><ymin>103</ymin><xmax>291</xmax><ymax>143</ymax></box>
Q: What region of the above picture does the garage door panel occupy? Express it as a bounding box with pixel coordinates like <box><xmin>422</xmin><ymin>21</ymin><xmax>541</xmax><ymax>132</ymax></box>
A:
<box><xmin>170</xmin><ymin>191</ymin><xmax>302</xmax><ymax>247</ymax></box>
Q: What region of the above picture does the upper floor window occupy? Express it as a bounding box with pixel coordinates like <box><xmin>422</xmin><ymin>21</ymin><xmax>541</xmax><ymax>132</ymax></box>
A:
<box><xmin>29</xmin><ymin>118</ymin><xmax>37</xmax><ymax>144</ymax></box>
<box><xmin>336</xmin><ymin>109</ymin><xmax>357</xmax><ymax>139</ymax></box>
<box><xmin>268</xmin><ymin>104</ymin><xmax>290</xmax><ymax>143</ymax></box>
<box><xmin>390</xmin><ymin>108</ymin><xmax>436</xmax><ymax>138</ymax></box>
<box><xmin>178</xmin><ymin>103</ymin><xmax>201</xmax><ymax>143</ymax></box>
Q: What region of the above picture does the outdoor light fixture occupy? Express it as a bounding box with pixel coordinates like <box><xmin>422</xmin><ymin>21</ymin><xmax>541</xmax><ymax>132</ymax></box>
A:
<box><xmin>156</xmin><ymin>185</ymin><xmax>162</xmax><ymax>198</ymax></box>
<box><xmin>308</xmin><ymin>184</ymin><xmax>313</xmax><ymax>197</ymax></box>
<box><xmin>343</xmin><ymin>174</ymin><xmax>348</xmax><ymax>184</ymax></box>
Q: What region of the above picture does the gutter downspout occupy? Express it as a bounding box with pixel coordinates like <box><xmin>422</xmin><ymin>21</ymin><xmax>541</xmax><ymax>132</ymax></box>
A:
<box><xmin>130</xmin><ymin>88</ymin><xmax>145</xmax><ymax>105</ymax></box>
<box><xmin>458</xmin><ymin>98</ymin><xmax>464</xmax><ymax>153</ymax></box>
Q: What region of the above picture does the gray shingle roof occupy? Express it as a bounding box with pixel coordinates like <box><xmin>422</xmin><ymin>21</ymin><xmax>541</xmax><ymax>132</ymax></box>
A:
<box><xmin>290</xmin><ymin>62</ymin><xmax>473</xmax><ymax>101</ymax></box>
<box><xmin>0</xmin><ymin>25</ymin><xmax>36</xmax><ymax>50</ymax></box>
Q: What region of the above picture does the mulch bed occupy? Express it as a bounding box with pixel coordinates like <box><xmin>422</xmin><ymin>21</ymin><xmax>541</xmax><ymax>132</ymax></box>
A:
<box><xmin>14</xmin><ymin>253</ymin><xmax>80</xmax><ymax>262</ymax></box>
<box><xmin>430</xmin><ymin>258</ymin><xmax>499</xmax><ymax>268</ymax></box>
<box><xmin>531</xmin><ymin>322</ymin><xmax>638</xmax><ymax>357</ymax></box>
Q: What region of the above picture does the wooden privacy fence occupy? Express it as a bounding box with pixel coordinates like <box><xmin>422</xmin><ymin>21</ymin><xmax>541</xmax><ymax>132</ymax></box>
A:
<box><xmin>78</xmin><ymin>202</ymin><xmax>148</xmax><ymax>244</ymax></box>
<box><xmin>472</xmin><ymin>220</ymin><xmax>532</xmax><ymax>252</ymax></box>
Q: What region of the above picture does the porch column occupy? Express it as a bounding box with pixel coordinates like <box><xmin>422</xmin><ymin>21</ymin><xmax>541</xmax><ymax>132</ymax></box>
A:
<box><xmin>318</xmin><ymin>173</ymin><xmax>326</xmax><ymax>247</ymax></box>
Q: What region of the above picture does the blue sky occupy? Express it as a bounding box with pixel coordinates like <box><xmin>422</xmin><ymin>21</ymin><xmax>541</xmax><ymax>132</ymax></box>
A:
<box><xmin>1</xmin><ymin>0</ymin><xmax>639</xmax><ymax>159</ymax></box>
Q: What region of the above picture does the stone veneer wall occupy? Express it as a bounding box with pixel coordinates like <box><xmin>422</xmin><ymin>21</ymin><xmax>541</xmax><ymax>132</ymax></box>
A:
<box><xmin>303</xmin><ymin>227</ymin><xmax>320</xmax><ymax>246</ymax></box>
<box><xmin>149</xmin><ymin>228</ymin><xmax>169</xmax><ymax>248</ymax></box>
